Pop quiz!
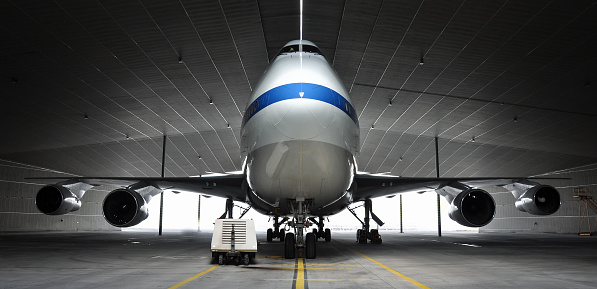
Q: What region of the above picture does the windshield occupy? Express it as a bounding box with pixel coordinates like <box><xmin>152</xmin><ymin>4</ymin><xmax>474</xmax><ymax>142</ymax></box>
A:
<box><xmin>277</xmin><ymin>44</ymin><xmax>323</xmax><ymax>56</ymax></box>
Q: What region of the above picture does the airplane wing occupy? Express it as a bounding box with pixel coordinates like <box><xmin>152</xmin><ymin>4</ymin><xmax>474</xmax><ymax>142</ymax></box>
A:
<box><xmin>29</xmin><ymin>174</ymin><xmax>247</xmax><ymax>201</ymax></box>
<box><xmin>352</xmin><ymin>173</ymin><xmax>566</xmax><ymax>227</ymax></box>
<box><xmin>30</xmin><ymin>174</ymin><xmax>248</xmax><ymax>227</ymax></box>
<box><xmin>352</xmin><ymin>173</ymin><xmax>557</xmax><ymax>201</ymax></box>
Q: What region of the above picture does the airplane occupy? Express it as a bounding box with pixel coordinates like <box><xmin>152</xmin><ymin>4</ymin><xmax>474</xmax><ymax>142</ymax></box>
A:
<box><xmin>33</xmin><ymin>40</ymin><xmax>562</xmax><ymax>259</ymax></box>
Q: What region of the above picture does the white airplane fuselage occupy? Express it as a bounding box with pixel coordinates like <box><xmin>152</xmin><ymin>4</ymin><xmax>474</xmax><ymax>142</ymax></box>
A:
<box><xmin>241</xmin><ymin>40</ymin><xmax>359</xmax><ymax>216</ymax></box>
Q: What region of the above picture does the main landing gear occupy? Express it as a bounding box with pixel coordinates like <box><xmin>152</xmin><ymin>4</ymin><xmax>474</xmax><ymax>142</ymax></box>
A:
<box><xmin>308</xmin><ymin>216</ymin><xmax>331</xmax><ymax>242</ymax></box>
<box><xmin>280</xmin><ymin>199</ymin><xmax>332</xmax><ymax>259</ymax></box>
<box><xmin>348</xmin><ymin>199</ymin><xmax>384</xmax><ymax>244</ymax></box>
<box><xmin>219</xmin><ymin>198</ymin><xmax>251</xmax><ymax>220</ymax></box>
<box><xmin>266</xmin><ymin>216</ymin><xmax>287</xmax><ymax>242</ymax></box>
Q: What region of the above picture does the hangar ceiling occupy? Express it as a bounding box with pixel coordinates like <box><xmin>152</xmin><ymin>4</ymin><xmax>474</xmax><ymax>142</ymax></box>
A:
<box><xmin>1</xmin><ymin>0</ymin><xmax>596</xmax><ymax>179</ymax></box>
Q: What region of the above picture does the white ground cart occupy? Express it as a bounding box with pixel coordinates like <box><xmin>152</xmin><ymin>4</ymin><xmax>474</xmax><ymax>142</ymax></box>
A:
<box><xmin>211</xmin><ymin>219</ymin><xmax>257</xmax><ymax>265</ymax></box>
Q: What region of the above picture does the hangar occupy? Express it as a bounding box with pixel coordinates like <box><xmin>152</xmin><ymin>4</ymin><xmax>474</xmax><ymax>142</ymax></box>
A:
<box><xmin>1</xmin><ymin>0</ymin><xmax>597</xmax><ymax>288</ymax></box>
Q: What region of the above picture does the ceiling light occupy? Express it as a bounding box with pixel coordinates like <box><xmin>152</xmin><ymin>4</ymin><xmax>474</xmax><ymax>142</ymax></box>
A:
<box><xmin>514</xmin><ymin>116</ymin><xmax>518</xmax><ymax>122</ymax></box>
<box><xmin>399</xmin><ymin>156</ymin><xmax>403</xmax><ymax>161</ymax></box>
<box><xmin>419</xmin><ymin>57</ymin><xmax>424</xmax><ymax>65</ymax></box>
<box><xmin>198</xmin><ymin>155</ymin><xmax>202</xmax><ymax>159</ymax></box>
<box><xmin>178</xmin><ymin>56</ymin><xmax>183</xmax><ymax>64</ymax></box>
<box><xmin>471</xmin><ymin>136</ymin><xmax>476</xmax><ymax>142</ymax></box>
<box><xmin>125</xmin><ymin>134</ymin><xmax>130</xmax><ymax>139</ymax></box>
<box><xmin>84</xmin><ymin>114</ymin><xmax>89</xmax><ymax>119</ymax></box>
<box><xmin>371</xmin><ymin>124</ymin><xmax>375</xmax><ymax>129</ymax></box>
<box><xmin>209</xmin><ymin>99</ymin><xmax>213</xmax><ymax>104</ymax></box>
<box><xmin>389</xmin><ymin>100</ymin><xmax>392</xmax><ymax>106</ymax></box>
<box><xmin>227</xmin><ymin>123</ymin><xmax>230</xmax><ymax>128</ymax></box>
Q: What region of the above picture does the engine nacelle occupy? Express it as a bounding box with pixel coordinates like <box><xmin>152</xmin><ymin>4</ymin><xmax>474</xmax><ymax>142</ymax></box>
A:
<box><xmin>515</xmin><ymin>185</ymin><xmax>560</xmax><ymax>215</ymax></box>
<box><xmin>35</xmin><ymin>185</ymin><xmax>82</xmax><ymax>215</ymax></box>
<box><xmin>102</xmin><ymin>188</ymin><xmax>149</xmax><ymax>227</ymax></box>
<box><xmin>448</xmin><ymin>189</ymin><xmax>496</xmax><ymax>227</ymax></box>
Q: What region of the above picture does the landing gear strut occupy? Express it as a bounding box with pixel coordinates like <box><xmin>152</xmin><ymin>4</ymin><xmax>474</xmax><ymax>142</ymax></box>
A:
<box><xmin>219</xmin><ymin>198</ymin><xmax>251</xmax><ymax>219</ymax></box>
<box><xmin>348</xmin><ymin>199</ymin><xmax>383</xmax><ymax>244</ymax></box>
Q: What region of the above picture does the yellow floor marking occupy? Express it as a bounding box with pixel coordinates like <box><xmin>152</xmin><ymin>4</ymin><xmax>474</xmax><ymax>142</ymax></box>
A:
<box><xmin>265</xmin><ymin>279</ymin><xmax>344</xmax><ymax>281</ymax></box>
<box><xmin>168</xmin><ymin>265</ymin><xmax>219</xmax><ymax>289</ymax></box>
<box><xmin>296</xmin><ymin>258</ymin><xmax>305</xmax><ymax>289</ymax></box>
<box><xmin>255</xmin><ymin>256</ymin><xmax>283</xmax><ymax>258</ymax></box>
<box><xmin>350</xmin><ymin>248</ymin><xmax>430</xmax><ymax>289</ymax></box>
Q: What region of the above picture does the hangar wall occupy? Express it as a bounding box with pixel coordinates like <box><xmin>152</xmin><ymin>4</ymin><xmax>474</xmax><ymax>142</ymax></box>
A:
<box><xmin>481</xmin><ymin>164</ymin><xmax>597</xmax><ymax>234</ymax></box>
<box><xmin>0</xmin><ymin>160</ymin><xmax>117</xmax><ymax>232</ymax></box>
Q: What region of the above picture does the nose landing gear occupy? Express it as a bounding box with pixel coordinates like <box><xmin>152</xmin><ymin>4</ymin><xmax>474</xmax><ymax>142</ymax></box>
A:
<box><xmin>279</xmin><ymin>198</ymin><xmax>325</xmax><ymax>259</ymax></box>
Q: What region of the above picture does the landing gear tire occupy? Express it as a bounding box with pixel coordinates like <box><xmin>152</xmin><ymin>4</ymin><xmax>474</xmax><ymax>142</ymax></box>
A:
<box><xmin>371</xmin><ymin>229</ymin><xmax>382</xmax><ymax>244</ymax></box>
<box><xmin>324</xmin><ymin>228</ymin><xmax>331</xmax><ymax>242</ymax></box>
<box><xmin>357</xmin><ymin>229</ymin><xmax>368</xmax><ymax>244</ymax></box>
<box><xmin>279</xmin><ymin>229</ymin><xmax>285</xmax><ymax>242</ymax></box>
<box><xmin>218</xmin><ymin>254</ymin><xmax>224</xmax><ymax>265</ymax></box>
<box><xmin>267</xmin><ymin>228</ymin><xmax>273</xmax><ymax>242</ymax></box>
<box><xmin>306</xmin><ymin>232</ymin><xmax>316</xmax><ymax>259</ymax></box>
<box><xmin>284</xmin><ymin>232</ymin><xmax>295</xmax><ymax>259</ymax></box>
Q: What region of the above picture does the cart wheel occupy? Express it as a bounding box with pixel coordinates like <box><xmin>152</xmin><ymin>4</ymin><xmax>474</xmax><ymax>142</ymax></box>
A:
<box><xmin>218</xmin><ymin>254</ymin><xmax>224</xmax><ymax>265</ymax></box>
<box><xmin>243</xmin><ymin>254</ymin><xmax>250</xmax><ymax>266</ymax></box>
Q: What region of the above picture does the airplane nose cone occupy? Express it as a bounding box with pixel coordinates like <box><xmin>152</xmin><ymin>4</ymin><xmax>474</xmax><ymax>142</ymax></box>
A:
<box><xmin>268</xmin><ymin>96</ymin><xmax>335</xmax><ymax>140</ymax></box>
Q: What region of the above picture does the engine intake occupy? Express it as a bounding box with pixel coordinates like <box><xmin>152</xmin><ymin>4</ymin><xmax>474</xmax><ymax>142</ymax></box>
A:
<box><xmin>102</xmin><ymin>189</ymin><xmax>149</xmax><ymax>227</ymax></box>
<box><xmin>36</xmin><ymin>185</ymin><xmax>81</xmax><ymax>215</ymax></box>
<box><xmin>515</xmin><ymin>185</ymin><xmax>560</xmax><ymax>215</ymax></box>
<box><xmin>448</xmin><ymin>189</ymin><xmax>495</xmax><ymax>227</ymax></box>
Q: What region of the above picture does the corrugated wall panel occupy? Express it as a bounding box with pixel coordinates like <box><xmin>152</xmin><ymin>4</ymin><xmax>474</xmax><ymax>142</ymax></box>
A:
<box><xmin>482</xmin><ymin>165</ymin><xmax>597</xmax><ymax>234</ymax></box>
<box><xmin>0</xmin><ymin>160</ymin><xmax>118</xmax><ymax>231</ymax></box>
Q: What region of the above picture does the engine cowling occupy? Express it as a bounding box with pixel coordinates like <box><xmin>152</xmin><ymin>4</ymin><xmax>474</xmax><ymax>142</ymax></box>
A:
<box><xmin>448</xmin><ymin>189</ymin><xmax>496</xmax><ymax>227</ymax></box>
<box><xmin>102</xmin><ymin>188</ymin><xmax>149</xmax><ymax>227</ymax></box>
<box><xmin>515</xmin><ymin>185</ymin><xmax>560</xmax><ymax>215</ymax></box>
<box><xmin>35</xmin><ymin>185</ymin><xmax>82</xmax><ymax>215</ymax></box>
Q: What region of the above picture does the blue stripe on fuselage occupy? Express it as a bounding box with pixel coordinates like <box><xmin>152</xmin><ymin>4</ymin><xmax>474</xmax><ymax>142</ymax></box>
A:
<box><xmin>241</xmin><ymin>83</ymin><xmax>359</xmax><ymax>127</ymax></box>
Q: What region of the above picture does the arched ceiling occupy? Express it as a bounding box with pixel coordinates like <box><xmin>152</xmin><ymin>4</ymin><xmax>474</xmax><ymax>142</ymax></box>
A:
<box><xmin>1</xmin><ymin>0</ymin><xmax>596</xmax><ymax>178</ymax></box>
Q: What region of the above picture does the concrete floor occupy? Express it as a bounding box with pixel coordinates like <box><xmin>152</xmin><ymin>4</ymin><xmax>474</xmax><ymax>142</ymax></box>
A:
<box><xmin>1</xmin><ymin>230</ymin><xmax>596</xmax><ymax>289</ymax></box>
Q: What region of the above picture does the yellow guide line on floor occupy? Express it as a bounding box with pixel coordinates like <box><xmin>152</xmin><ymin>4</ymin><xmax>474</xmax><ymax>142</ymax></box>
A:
<box><xmin>296</xmin><ymin>258</ymin><xmax>305</xmax><ymax>289</ymax></box>
<box><xmin>350</xmin><ymin>248</ymin><xmax>430</xmax><ymax>289</ymax></box>
<box><xmin>168</xmin><ymin>265</ymin><xmax>219</xmax><ymax>289</ymax></box>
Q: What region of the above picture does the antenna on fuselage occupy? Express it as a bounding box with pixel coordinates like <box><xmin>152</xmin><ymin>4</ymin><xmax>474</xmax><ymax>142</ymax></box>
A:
<box><xmin>299</xmin><ymin>0</ymin><xmax>303</xmax><ymax>52</ymax></box>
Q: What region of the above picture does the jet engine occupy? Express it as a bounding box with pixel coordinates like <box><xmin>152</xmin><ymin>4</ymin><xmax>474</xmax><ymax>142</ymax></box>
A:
<box><xmin>515</xmin><ymin>185</ymin><xmax>560</xmax><ymax>215</ymax></box>
<box><xmin>36</xmin><ymin>184</ymin><xmax>82</xmax><ymax>215</ymax></box>
<box><xmin>448</xmin><ymin>189</ymin><xmax>496</xmax><ymax>227</ymax></box>
<box><xmin>102</xmin><ymin>188</ymin><xmax>150</xmax><ymax>227</ymax></box>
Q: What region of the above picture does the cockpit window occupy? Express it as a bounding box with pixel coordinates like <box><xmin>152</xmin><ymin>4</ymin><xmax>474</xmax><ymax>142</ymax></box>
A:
<box><xmin>277</xmin><ymin>44</ymin><xmax>323</xmax><ymax>56</ymax></box>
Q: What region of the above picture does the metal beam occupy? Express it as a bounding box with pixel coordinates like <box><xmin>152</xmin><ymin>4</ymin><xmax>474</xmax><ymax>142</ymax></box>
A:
<box><xmin>159</xmin><ymin>135</ymin><xmax>166</xmax><ymax>236</ymax></box>
<box><xmin>435</xmin><ymin>137</ymin><xmax>442</xmax><ymax>237</ymax></box>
